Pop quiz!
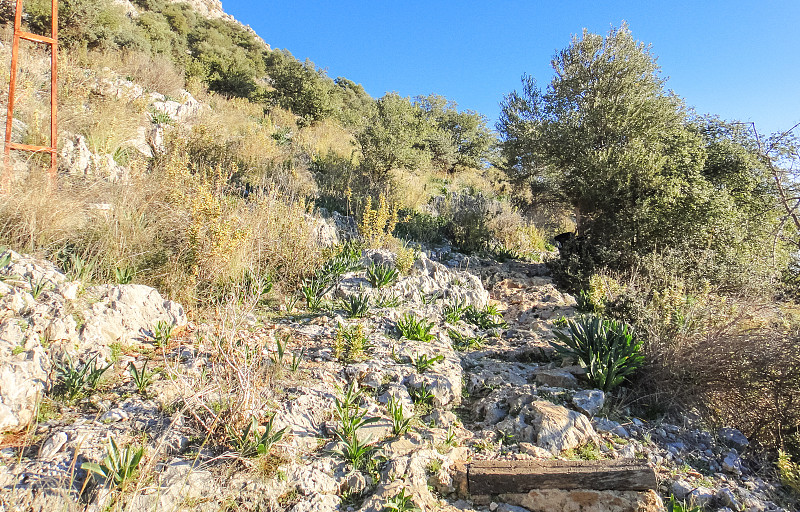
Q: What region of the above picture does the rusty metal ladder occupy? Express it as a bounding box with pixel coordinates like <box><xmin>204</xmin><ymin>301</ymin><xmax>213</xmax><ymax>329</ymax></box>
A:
<box><xmin>3</xmin><ymin>0</ymin><xmax>58</xmax><ymax>192</ymax></box>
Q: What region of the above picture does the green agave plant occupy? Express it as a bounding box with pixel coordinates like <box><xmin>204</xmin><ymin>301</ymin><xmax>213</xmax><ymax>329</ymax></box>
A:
<box><xmin>551</xmin><ymin>315</ymin><xmax>644</xmax><ymax>392</ymax></box>
<box><xmin>81</xmin><ymin>437</ymin><xmax>144</xmax><ymax>489</ymax></box>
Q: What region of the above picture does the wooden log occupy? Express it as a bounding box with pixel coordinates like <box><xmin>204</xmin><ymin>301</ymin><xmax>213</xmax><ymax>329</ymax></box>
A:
<box><xmin>467</xmin><ymin>459</ymin><xmax>657</xmax><ymax>495</ymax></box>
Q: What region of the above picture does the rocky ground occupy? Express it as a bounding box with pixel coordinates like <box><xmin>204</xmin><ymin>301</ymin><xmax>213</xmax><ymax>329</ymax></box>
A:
<box><xmin>0</xmin><ymin>247</ymin><xmax>795</xmax><ymax>512</ymax></box>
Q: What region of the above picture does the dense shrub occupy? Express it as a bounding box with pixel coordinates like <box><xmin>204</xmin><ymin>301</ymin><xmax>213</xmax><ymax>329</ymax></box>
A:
<box><xmin>394</xmin><ymin>209</ymin><xmax>447</xmax><ymax>245</ymax></box>
<box><xmin>26</xmin><ymin>0</ymin><xmax>147</xmax><ymax>51</ymax></box>
<box><xmin>500</xmin><ymin>25</ymin><xmax>788</xmax><ymax>297</ymax></box>
<box><xmin>0</xmin><ymin>151</ymin><xmax>326</xmax><ymax>309</ymax></box>
<box><xmin>577</xmin><ymin>255</ymin><xmax>800</xmax><ymax>454</ymax></box>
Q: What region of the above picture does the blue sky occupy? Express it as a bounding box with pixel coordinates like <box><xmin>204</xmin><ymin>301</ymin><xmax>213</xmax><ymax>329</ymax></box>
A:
<box><xmin>222</xmin><ymin>1</ymin><xmax>799</xmax><ymax>135</ymax></box>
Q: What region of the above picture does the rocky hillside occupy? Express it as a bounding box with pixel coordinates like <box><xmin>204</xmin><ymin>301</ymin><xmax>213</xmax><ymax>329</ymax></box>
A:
<box><xmin>0</xmin><ymin>245</ymin><xmax>792</xmax><ymax>512</ymax></box>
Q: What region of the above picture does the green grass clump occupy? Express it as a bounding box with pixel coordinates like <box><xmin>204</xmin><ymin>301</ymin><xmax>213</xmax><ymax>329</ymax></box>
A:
<box><xmin>81</xmin><ymin>437</ymin><xmax>144</xmax><ymax>490</ymax></box>
<box><xmin>366</xmin><ymin>262</ymin><xmax>399</xmax><ymax>289</ymax></box>
<box><xmin>396</xmin><ymin>313</ymin><xmax>435</xmax><ymax>342</ymax></box>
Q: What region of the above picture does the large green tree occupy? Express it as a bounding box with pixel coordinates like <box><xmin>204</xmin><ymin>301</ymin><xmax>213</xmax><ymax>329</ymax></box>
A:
<box><xmin>498</xmin><ymin>24</ymin><xmax>780</xmax><ymax>259</ymax></box>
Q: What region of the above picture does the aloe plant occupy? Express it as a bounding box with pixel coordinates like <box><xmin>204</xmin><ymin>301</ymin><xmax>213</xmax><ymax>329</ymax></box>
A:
<box><xmin>442</xmin><ymin>299</ymin><xmax>467</xmax><ymax>323</ymax></box>
<box><xmin>551</xmin><ymin>315</ymin><xmax>644</xmax><ymax>391</ymax></box>
<box><xmin>81</xmin><ymin>437</ymin><xmax>144</xmax><ymax>489</ymax></box>
<box><xmin>463</xmin><ymin>304</ymin><xmax>507</xmax><ymax>329</ymax></box>
<box><xmin>54</xmin><ymin>353</ymin><xmax>111</xmax><ymax>401</ymax></box>
<box><xmin>129</xmin><ymin>360</ymin><xmax>153</xmax><ymax>396</ymax></box>
<box><xmin>229</xmin><ymin>414</ymin><xmax>287</xmax><ymax>458</ymax></box>
<box><xmin>384</xmin><ymin>488</ymin><xmax>420</xmax><ymax>512</ymax></box>
<box><xmin>151</xmin><ymin>320</ymin><xmax>174</xmax><ymax>348</ymax></box>
<box><xmin>341</xmin><ymin>291</ymin><xmax>371</xmax><ymax>318</ymax></box>
<box><xmin>332</xmin><ymin>383</ymin><xmax>380</xmax><ymax>470</ymax></box>
<box><xmin>411</xmin><ymin>353</ymin><xmax>444</xmax><ymax>373</ymax></box>
<box><xmin>396</xmin><ymin>313</ymin><xmax>435</xmax><ymax>342</ymax></box>
<box><xmin>114</xmin><ymin>266</ymin><xmax>135</xmax><ymax>285</ymax></box>
<box><xmin>366</xmin><ymin>262</ymin><xmax>399</xmax><ymax>289</ymax></box>
<box><xmin>388</xmin><ymin>396</ymin><xmax>412</xmax><ymax>436</ymax></box>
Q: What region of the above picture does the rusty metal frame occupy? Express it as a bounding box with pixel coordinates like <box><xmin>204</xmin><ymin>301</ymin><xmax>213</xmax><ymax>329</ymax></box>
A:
<box><xmin>3</xmin><ymin>0</ymin><xmax>58</xmax><ymax>193</ymax></box>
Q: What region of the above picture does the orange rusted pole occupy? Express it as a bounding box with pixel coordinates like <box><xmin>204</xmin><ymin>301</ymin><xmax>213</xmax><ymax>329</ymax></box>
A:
<box><xmin>2</xmin><ymin>0</ymin><xmax>23</xmax><ymax>194</ymax></box>
<box><xmin>2</xmin><ymin>0</ymin><xmax>58</xmax><ymax>194</ymax></box>
<box><xmin>49</xmin><ymin>0</ymin><xmax>57</xmax><ymax>186</ymax></box>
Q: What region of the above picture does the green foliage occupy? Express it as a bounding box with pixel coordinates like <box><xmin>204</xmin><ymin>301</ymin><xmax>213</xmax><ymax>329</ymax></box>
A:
<box><xmin>128</xmin><ymin>360</ymin><xmax>153</xmax><ymax>396</ymax></box>
<box><xmin>113</xmin><ymin>266</ymin><xmax>135</xmax><ymax>285</ymax></box>
<box><xmin>778</xmin><ymin>450</ymin><xmax>800</xmax><ymax>496</ymax></box>
<box><xmin>373</xmin><ymin>290</ymin><xmax>403</xmax><ymax>309</ymax></box>
<box><xmin>356</xmin><ymin>93</ymin><xmax>432</xmax><ymax>182</ymax></box>
<box><xmin>27</xmin><ymin>276</ymin><xmax>50</xmax><ymax>299</ymax></box>
<box><xmin>81</xmin><ymin>437</ymin><xmax>144</xmax><ymax>489</ymax></box>
<box><xmin>387</xmin><ymin>396</ymin><xmax>411</xmax><ymax>436</ymax></box>
<box><xmin>151</xmin><ymin>320</ymin><xmax>174</xmax><ymax>348</ymax></box>
<box><xmin>187</xmin><ymin>17</ymin><xmax>266</xmax><ymax>97</ymax></box>
<box><xmin>149</xmin><ymin>108</ymin><xmax>174</xmax><ymax>125</ymax></box>
<box><xmin>270</xmin><ymin>334</ymin><xmax>289</xmax><ymax>367</ymax></box>
<box><xmin>445</xmin><ymin>426</ymin><xmax>457</xmax><ymax>447</ymax></box>
<box><xmin>332</xmin><ymin>383</ymin><xmax>381</xmax><ymax>471</ymax></box>
<box><xmin>384</xmin><ymin>488</ymin><xmax>420</xmax><ymax>512</ymax></box>
<box><xmin>664</xmin><ymin>495</ymin><xmax>702</xmax><ymax>512</ymax></box>
<box><xmin>302</xmin><ymin>247</ymin><xmax>363</xmax><ymax>311</ymax></box>
<box><xmin>410</xmin><ymin>353</ymin><xmax>445</xmax><ymax>373</ymax></box>
<box><xmin>438</xmin><ymin>191</ymin><xmax>495</xmax><ymax>253</ymax></box>
<box><xmin>264</xmin><ymin>50</ymin><xmax>348</xmax><ymax>125</ymax></box>
<box><xmin>64</xmin><ymin>253</ymin><xmax>96</xmax><ymax>283</ymax></box>
<box><xmin>54</xmin><ymin>354</ymin><xmax>111</xmax><ymax>401</ymax></box>
<box><xmin>551</xmin><ymin>315</ymin><xmax>644</xmax><ymax>391</ymax></box>
<box><xmin>463</xmin><ymin>304</ymin><xmax>507</xmax><ymax>330</ymax></box>
<box><xmin>228</xmin><ymin>414</ymin><xmax>286</xmax><ymax>458</ymax></box>
<box><xmin>413</xmin><ymin>94</ymin><xmax>495</xmax><ymax>173</ymax></box>
<box><xmin>28</xmin><ymin>0</ymin><xmax>145</xmax><ymax>51</ymax></box>
<box><xmin>396</xmin><ymin>313</ymin><xmax>435</xmax><ymax>342</ymax></box>
<box><xmin>239</xmin><ymin>268</ymin><xmax>273</xmax><ymax>305</ymax></box>
<box><xmin>448</xmin><ymin>329</ymin><xmax>484</xmax><ymax>351</ymax></box>
<box><xmin>355</xmin><ymin>93</ymin><xmax>495</xmax><ymax>195</ymax></box>
<box><xmin>366</xmin><ymin>262</ymin><xmax>399</xmax><ymax>289</ymax></box>
<box><xmin>341</xmin><ymin>291</ymin><xmax>371</xmax><ymax>318</ymax></box>
<box><xmin>498</xmin><ymin>24</ymin><xmax>784</xmax><ymax>292</ymax></box>
<box><xmin>394</xmin><ymin>210</ymin><xmax>447</xmax><ymax>245</ymax></box>
<box><xmin>333</xmin><ymin>323</ymin><xmax>372</xmax><ymax>363</ymax></box>
<box><xmin>290</xmin><ymin>349</ymin><xmax>303</xmax><ymax>373</ymax></box>
<box><xmin>408</xmin><ymin>386</ymin><xmax>434</xmax><ymax>407</ymax></box>
<box><xmin>301</xmin><ymin>278</ymin><xmax>325</xmax><ymax>311</ymax></box>
<box><xmin>442</xmin><ymin>299</ymin><xmax>467</xmax><ymax>324</ymax></box>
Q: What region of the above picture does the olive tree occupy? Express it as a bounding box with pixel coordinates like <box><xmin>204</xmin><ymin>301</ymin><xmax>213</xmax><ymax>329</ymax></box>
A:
<box><xmin>498</xmin><ymin>24</ymin><xmax>783</xmax><ymax>272</ymax></box>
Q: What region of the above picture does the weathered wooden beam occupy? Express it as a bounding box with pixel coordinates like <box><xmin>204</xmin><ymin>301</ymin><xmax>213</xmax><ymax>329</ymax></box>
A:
<box><xmin>467</xmin><ymin>459</ymin><xmax>657</xmax><ymax>495</ymax></box>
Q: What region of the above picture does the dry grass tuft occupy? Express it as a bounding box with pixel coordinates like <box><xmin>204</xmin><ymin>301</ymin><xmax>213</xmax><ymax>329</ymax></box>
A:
<box><xmin>116</xmin><ymin>51</ymin><xmax>185</xmax><ymax>97</ymax></box>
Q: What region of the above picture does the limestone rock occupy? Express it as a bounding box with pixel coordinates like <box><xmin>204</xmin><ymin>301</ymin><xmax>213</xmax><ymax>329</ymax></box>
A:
<box><xmin>718</xmin><ymin>427</ymin><xmax>749</xmax><ymax>450</ymax></box>
<box><xmin>59</xmin><ymin>134</ymin><xmax>127</xmax><ymax>182</ymax></box>
<box><xmin>291</xmin><ymin>493</ymin><xmax>340</xmax><ymax>512</ymax></box>
<box><xmin>671</xmin><ymin>479</ymin><xmax>694</xmax><ymax>500</ymax></box>
<box><xmin>129</xmin><ymin>459</ymin><xmax>218</xmax><ymax>512</ymax></box>
<box><xmin>152</xmin><ymin>90</ymin><xmax>203</xmax><ymax>122</ymax></box>
<box><xmin>497</xmin><ymin>398</ymin><xmax>598</xmax><ymax>455</ymax></box>
<box><xmin>722</xmin><ymin>450</ymin><xmax>743</xmax><ymax>475</ymax></box>
<box><xmin>572</xmin><ymin>389</ymin><xmax>605</xmax><ymax>417</ymax></box>
<box><xmin>534</xmin><ymin>368</ymin><xmax>579</xmax><ymax>389</ymax></box>
<box><xmin>499</xmin><ymin>489</ymin><xmax>665</xmax><ymax>512</ymax></box>
<box><xmin>688</xmin><ymin>486</ymin><xmax>714</xmax><ymax>507</ymax></box>
<box><xmin>528</xmin><ymin>400</ymin><xmax>598</xmax><ymax>454</ymax></box>
<box><xmin>0</xmin><ymin>339</ymin><xmax>49</xmax><ymax>431</ymax></box>
<box><xmin>79</xmin><ymin>284</ymin><xmax>187</xmax><ymax>350</ymax></box>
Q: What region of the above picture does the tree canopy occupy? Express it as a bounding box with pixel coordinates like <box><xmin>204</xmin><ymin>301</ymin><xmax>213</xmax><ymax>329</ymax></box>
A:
<box><xmin>498</xmin><ymin>23</ymin><xmax>786</xmax><ymax>289</ymax></box>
